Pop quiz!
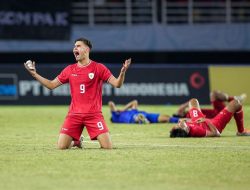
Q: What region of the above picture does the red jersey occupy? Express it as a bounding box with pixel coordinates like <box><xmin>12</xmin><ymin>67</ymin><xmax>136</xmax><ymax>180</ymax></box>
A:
<box><xmin>186</xmin><ymin>120</ymin><xmax>208</xmax><ymax>137</ymax></box>
<box><xmin>57</xmin><ymin>61</ymin><xmax>113</xmax><ymax>114</ymax></box>
<box><xmin>185</xmin><ymin>108</ymin><xmax>209</xmax><ymax>137</ymax></box>
<box><xmin>185</xmin><ymin>108</ymin><xmax>232</xmax><ymax>137</ymax></box>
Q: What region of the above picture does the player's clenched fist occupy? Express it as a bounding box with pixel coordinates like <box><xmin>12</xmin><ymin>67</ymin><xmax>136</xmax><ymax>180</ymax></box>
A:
<box><xmin>121</xmin><ymin>58</ymin><xmax>131</xmax><ymax>73</ymax></box>
<box><xmin>24</xmin><ymin>60</ymin><xmax>36</xmax><ymax>74</ymax></box>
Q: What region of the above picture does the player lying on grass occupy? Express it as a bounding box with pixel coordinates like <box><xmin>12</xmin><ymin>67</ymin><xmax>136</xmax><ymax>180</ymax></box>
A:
<box><xmin>173</xmin><ymin>90</ymin><xmax>247</xmax><ymax>119</ymax></box>
<box><xmin>109</xmin><ymin>100</ymin><xmax>179</xmax><ymax>124</ymax></box>
<box><xmin>24</xmin><ymin>37</ymin><xmax>131</xmax><ymax>149</ymax></box>
<box><xmin>170</xmin><ymin>97</ymin><xmax>250</xmax><ymax>138</ymax></box>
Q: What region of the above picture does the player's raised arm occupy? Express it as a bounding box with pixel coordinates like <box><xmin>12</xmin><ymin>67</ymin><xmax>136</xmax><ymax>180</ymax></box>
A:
<box><xmin>24</xmin><ymin>60</ymin><xmax>61</xmax><ymax>90</ymax></box>
<box><xmin>205</xmin><ymin>121</ymin><xmax>221</xmax><ymax>137</ymax></box>
<box><xmin>108</xmin><ymin>58</ymin><xmax>131</xmax><ymax>88</ymax></box>
<box><xmin>121</xmin><ymin>100</ymin><xmax>138</xmax><ymax>111</ymax></box>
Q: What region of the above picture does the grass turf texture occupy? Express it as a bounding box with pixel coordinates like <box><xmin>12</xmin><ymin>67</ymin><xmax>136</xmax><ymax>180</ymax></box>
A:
<box><xmin>0</xmin><ymin>105</ymin><xmax>250</xmax><ymax>190</ymax></box>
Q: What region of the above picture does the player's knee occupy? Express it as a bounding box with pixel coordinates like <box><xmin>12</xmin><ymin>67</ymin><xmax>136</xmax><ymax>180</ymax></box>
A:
<box><xmin>158</xmin><ymin>114</ymin><xmax>169</xmax><ymax>123</ymax></box>
<box><xmin>231</xmin><ymin>99</ymin><xmax>242</xmax><ymax>111</ymax></box>
<box><xmin>132</xmin><ymin>100</ymin><xmax>138</xmax><ymax>107</ymax></box>
<box><xmin>97</xmin><ymin>132</ymin><xmax>113</xmax><ymax>149</ymax></box>
<box><xmin>57</xmin><ymin>142</ymin><xmax>70</xmax><ymax>150</ymax></box>
<box><xmin>189</xmin><ymin>98</ymin><xmax>198</xmax><ymax>105</ymax></box>
<box><xmin>210</xmin><ymin>90</ymin><xmax>218</xmax><ymax>101</ymax></box>
<box><xmin>57</xmin><ymin>145</ymin><xmax>69</xmax><ymax>150</ymax></box>
<box><xmin>101</xmin><ymin>143</ymin><xmax>113</xmax><ymax>149</ymax></box>
<box><xmin>99</xmin><ymin>139</ymin><xmax>113</xmax><ymax>149</ymax></box>
<box><xmin>108</xmin><ymin>101</ymin><xmax>114</xmax><ymax>107</ymax></box>
<box><xmin>190</xmin><ymin>98</ymin><xmax>198</xmax><ymax>102</ymax></box>
<box><xmin>227</xmin><ymin>99</ymin><xmax>242</xmax><ymax>113</ymax></box>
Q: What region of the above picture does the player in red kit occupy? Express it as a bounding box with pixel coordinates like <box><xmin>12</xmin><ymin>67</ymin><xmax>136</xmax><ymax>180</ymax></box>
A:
<box><xmin>170</xmin><ymin>97</ymin><xmax>250</xmax><ymax>138</ymax></box>
<box><xmin>174</xmin><ymin>90</ymin><xmax>247</xmax><ymax>119</ymax></box>
<box><xmin>24</xmin><ymin>37</ymin><xmax>131</xmax><ymax>149</ymax></box>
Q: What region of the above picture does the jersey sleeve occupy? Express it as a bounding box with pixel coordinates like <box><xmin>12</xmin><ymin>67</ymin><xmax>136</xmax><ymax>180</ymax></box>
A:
<box><xmin>98</xmin><ymin>63</ymin><xmax>113</xmax><ymax>82</ymax></box>
<box><xmin>57</xmin><ymin>65</ymin><xmax>71</xmax><ymax>84</ymax></box>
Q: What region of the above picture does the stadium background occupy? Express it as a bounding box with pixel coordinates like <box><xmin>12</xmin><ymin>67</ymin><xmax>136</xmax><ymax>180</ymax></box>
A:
<box><xmin>1</xmin><ymin>0</ymin><xmax>250</xmax><ymax>105</ymax></box>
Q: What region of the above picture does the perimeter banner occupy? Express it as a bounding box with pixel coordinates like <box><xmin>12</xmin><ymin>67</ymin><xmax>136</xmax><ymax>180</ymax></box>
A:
<box><xmin>209</xmin><ymin>66</ymin><xmax>250</xmax><ymax>105</ymax></box>
<box><xmin>0</xmin><ymin>0</ymin><xmax>71</xmax><ymax>40</ymax></box>
<box><xmin>0</xmin><ymin>64</ymin><xmax>210</xmax><ymax>105</ymax></box>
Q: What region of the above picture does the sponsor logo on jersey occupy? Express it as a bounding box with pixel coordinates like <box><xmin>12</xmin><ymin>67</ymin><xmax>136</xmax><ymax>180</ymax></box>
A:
<box><xmin>71</xmin><ymin>74</ymin><xmax>77</xmax><ymax>76</ymax></box>
<box><xmin>88</xmin><ymin>73</ymin><xmax>94</xmax><ymax>79</ymax></box>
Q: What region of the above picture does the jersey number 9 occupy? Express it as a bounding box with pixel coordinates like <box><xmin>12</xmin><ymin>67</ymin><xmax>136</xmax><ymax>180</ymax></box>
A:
<box><xmin>80</xmin><ymin>84</ymin><xmax>85</xmax><ymax>93</ymax></box>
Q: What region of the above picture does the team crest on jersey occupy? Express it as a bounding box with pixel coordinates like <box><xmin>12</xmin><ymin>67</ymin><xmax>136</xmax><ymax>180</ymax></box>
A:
<box><xmin>88</xmin><ymin>73</ymin><xmax>94</xmax><ymax>79</ymax></box>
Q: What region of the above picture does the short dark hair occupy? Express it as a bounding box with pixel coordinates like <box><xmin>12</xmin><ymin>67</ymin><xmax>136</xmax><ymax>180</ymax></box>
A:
<box><xmin>170</xmin><ymin>128</ymin><xmax>189</xmax><ymax>138</ymax></box>
<box><xmin>75</xmin><ymin>38</ymin><xmax>92</xmax><ymax>49</ymax></box>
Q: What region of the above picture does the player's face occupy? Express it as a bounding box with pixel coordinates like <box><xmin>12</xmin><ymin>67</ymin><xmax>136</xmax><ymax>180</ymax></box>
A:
<box><xmin>174</xmin><ymin>120</ymin><xmax>189</xmax><ymax>133</ymax></box>
<box><xmin>73</xmin><ymin>41</ymin><xmax>89</xmax><ymax>61</ymax></box>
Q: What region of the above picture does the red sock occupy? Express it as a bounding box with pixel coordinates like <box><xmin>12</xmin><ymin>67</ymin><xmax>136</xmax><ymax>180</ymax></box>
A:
<box><xmin>73</xmin><ymin>140</ymin><xmax>81</xmax><ymax>147</ymax></box>
<box><xmin>234</xmin><ymin>109</ymin><xmax>244</xmax><ymax>133</ymax></box>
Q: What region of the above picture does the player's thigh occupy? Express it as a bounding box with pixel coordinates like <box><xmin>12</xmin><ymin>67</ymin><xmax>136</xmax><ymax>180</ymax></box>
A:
<box><xmin>84</xmin><ymin>113</ymin><xmax>109</xmax><ymax>140</ymax></box>
<box><xmin>210</xmin><ymin>109</ymin><xmax>233</xmax><ymax>133</ymax></box>
<box><xmin>57</xmin><ymin>133</ymin><xmax>73</xmax><ymax>150</ymax></box>
<box><xmin>60</xmin><ymin>114</ymin><xmax>84</xmax><ymax>141</ymax></box>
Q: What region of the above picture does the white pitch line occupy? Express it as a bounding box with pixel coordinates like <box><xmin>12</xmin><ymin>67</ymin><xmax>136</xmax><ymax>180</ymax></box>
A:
<box><xmin>83</xmin><ymin>140</ymin><xmax>99</xmax><ymax>144</ymax></box>
<box><xmin>82</xmin><ymin>141</ymin><xmax>250</xmax><ymax>149</ymax></box>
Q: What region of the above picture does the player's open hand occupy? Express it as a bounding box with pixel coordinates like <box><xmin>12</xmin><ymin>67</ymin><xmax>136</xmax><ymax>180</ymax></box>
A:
<box><xmin>24</xmin><ymin>60</ymin><xmax>36</xmax><ymax>75</ymax></box>
<box><xmin>121</xmin><ymin>58</ymin><xmax>131</xmax><ymax>73</ymax></box>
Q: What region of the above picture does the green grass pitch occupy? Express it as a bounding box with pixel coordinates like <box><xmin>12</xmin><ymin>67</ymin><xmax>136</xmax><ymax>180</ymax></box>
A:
<box><xmin>0</xmin><ymin>105</ymin><xmax>250</xmax><ymax>190</ymax></box>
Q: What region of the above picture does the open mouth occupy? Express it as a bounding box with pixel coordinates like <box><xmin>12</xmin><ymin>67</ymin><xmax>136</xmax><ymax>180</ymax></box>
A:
<box><xmin>74</xmin><ymin>51</ymin><xmax>80</xmax><ymax>59</ymax></box>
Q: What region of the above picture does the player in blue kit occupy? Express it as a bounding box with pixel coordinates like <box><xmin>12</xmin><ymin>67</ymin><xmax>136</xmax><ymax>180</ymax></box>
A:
<box><xmin>108</xmin><ymin>100</ymin><xmax>179</xmax><ymax>124</ymax></box>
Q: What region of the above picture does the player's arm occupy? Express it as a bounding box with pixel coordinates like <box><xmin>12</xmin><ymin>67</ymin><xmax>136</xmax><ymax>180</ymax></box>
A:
<box><xmin>108</xmin><ymin>58</ymin><xmax>131</xmax><ymax>88</ymax></box>
<box><xmin>188</xmin><ymin>98</ymin><xmax>201</xmax><ymax>111</ymax></box>
<box><xmin>121</xmin><ymin>100</ymin><xmax>138</xmax><ymax>111</ymax></box>
<box><xmin>32</xmin><ymin>74</ymin><xmax>61</xmax><ymax>90</ymax></box>
<box><xmin>174</xmin><ymin>101</ymin><xmax>189</xmax><ymax>117</ymax></box>
<box><xmin>24</xmin><ymin>60</ymin><xmax>61</xmax><ymax>90</ymax></box>
<box><xmin>205</xmin><ymin>121</ymin><xmax>221</xmax><ymax>137</ymax></box>
<box><xmin>108</xmin><ymin>101</ymin><xmax>117</xmax><ymax>112</ymax></box>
